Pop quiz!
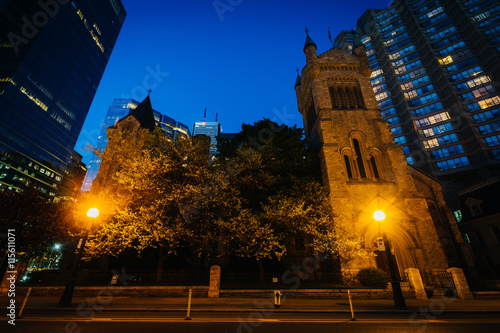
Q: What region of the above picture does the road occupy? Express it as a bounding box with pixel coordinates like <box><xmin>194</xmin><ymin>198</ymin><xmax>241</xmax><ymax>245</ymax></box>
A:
<box><xmin>3</xmin><ymin>311</ymin><xmax>500</xmax><ymax>333</ymax></box>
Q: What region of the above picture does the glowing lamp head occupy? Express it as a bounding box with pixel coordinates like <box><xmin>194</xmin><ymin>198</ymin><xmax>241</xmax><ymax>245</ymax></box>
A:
<box><xmin>374</xmin><ymin>210</ymin><xmax>386</xmax><ymax>221</ymax></box>
<box><xmin>87</xmin><ymin>208</ymin><xmax>99</xmax><ymax>218</ymax></box>
<box><xmin>53</xmin><ymin>243</ymin><xmax>61</xmax><ymax>250</ymax></box>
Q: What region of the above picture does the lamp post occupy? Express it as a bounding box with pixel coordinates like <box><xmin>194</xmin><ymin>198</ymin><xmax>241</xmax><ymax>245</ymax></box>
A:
<box><xmin>374</xmin><ymin>210</ymin><xmax>406</xmax><ymax>310</ymax></box>
<box><xmin>59</xmin><ymin>208</ymin><xmax>99</xmax><ymax>307</ymax></box>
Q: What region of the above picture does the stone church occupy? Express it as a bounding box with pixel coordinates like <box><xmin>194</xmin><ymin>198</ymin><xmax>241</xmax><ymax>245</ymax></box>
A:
<box><xmin>91</xmin><ymin>96</ymin><xmax>157</xmax><ymax>193</ymax></box>
<box><xmin>295</xmin><ymin>32</ymin><xmax>476</xmax><ymax>287</ymax></box>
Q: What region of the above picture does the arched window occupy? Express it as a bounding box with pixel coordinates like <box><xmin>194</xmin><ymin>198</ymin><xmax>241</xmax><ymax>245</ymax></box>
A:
<box><xmin>353</xmin><ymin>138</ymin><xmax>367</xmax><ymax>178</ymax></box>
<box><xmin>370</xmin><ymin>154</ymin><xmax>380</xmax><ymax>179</ymax></box>
<box><xmin>345</xmin><ymin>87</ymin><xmax>354</xmax><ymax>107</ymax></box>
<box><xmin>344</xmin><ymin>155</ymin><xmax>353</xmax><ymax>178</ymax></box>
<box><xmin>306</xmin><ymin>98</ymin><xmax>316</xmax><ymax>133</ymax></box>
<box><xmin>329</xmin><ymin>83</ymin><xmax>365</xmax><ymax>109</ymax></box>
<box><xmin>329</xmin><ymin>86</ymin><xmax>339</xmax><ymax>108</ymax></box>
<box><xmin>338</xmin><ymin>87</ymin><xmax>347</xmax><ymax>108</ymax></box>
<box><xmin>353</xmin><ymin>86</ymin><xmax>365</xmax><ymax>108</ymax></box>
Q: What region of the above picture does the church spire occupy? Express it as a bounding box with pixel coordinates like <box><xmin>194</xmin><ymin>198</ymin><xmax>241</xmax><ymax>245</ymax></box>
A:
<box><xmin>294</xmin><ymin>67</ymin><xmax>301</xmax><ymax>88</ymax></box>
<box><xmin>303</xmin><ymin>27</ymin><xmax>317</xmax><ymax>53</ymax></box>
<box><xmin>303</xmin><ymin>28</ymin><xmax>317</xmax><ymax>62</ymax></box>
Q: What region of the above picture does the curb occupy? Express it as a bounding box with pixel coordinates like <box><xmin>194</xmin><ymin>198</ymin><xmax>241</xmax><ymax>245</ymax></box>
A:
<box><xmin>21</xmin><ymin>306</ymin><xmax>500</xmax><ymax>315</ymax></box>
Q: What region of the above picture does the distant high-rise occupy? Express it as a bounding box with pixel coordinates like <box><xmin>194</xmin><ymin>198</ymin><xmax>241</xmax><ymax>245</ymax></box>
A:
<box><xmin>81</xmin><ymin>98</ymin><xmax>190</xmax><ymax>192</ymax></box>
<box><xmin>336</xmin><ymin>0</ymin><xmax>500</xmax><ymax>201</ymax></box>
<box><xmin>192</xmin><ymin>121</ymin><xmax>221</xmax><ymax>156</ymax></box>
<box><xmin>0</xmin><ymin>0</ymin><xmax>126</xmax><ymax>196</ymax></box>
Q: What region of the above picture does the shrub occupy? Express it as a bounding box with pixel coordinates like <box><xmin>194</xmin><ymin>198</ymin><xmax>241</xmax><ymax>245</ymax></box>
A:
<box><xmin>356</xmin><ymin>267</ymin><xmax>388</xmax><ymax>288</ymax></box>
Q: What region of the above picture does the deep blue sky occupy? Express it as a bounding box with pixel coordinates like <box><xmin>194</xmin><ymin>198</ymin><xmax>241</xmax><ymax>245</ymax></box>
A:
<box><xmin>75</xmin><ymin>0</ymin><xmax>392</xmax><ymax>165</ymax></box>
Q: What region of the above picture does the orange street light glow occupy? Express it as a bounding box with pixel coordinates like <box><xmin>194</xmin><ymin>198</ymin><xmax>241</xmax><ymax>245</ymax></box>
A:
<box><xmin>87</xmin><ymin>208</ymin><xmax>99</xmax><ymax>218</ymax></box>
<box><xmin>374</xmin><ymin>210</ymin><xmax>386</xmax><ymax>221</ymax></box>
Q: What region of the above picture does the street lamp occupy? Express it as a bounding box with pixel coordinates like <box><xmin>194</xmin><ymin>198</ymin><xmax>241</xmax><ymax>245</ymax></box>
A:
<box><xmin>59</xmin><ymin>208</ymin><xmax>99</xmax><ymax>307</ymax></box>
<box><xmin>374</xmin><ymin>210</ymin><xmax>406</xmax><ymax>310</ymax></box>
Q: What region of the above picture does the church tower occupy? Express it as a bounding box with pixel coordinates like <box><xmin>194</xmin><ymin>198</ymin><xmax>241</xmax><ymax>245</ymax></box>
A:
<box><xmin>295</xmin><ymin>31</ymin><xmax>475</xmax><ymax>286</ymax></box>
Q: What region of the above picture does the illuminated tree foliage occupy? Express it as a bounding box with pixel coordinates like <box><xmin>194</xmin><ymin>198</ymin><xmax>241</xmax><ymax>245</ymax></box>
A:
<box><xmin>85</xmin><ymin>129</ymin><xmax>216</xmax><ymax>259</ymax></box>
<box><xmin>83</xmin><ymin>119</ymin><xmax>368</xmax><ymax>274</ymax></box>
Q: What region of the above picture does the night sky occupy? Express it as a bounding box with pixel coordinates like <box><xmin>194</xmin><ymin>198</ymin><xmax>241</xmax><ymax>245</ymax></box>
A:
<box><xmin>75</xmin><ymin>0</ymin><xmax>392</xmax><ymax>165</ymax></box>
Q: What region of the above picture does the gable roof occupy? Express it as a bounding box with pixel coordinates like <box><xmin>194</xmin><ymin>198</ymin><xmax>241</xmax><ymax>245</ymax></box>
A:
<box><xmin>128</xmin><ymin>95</ymin><xmax>156</xmax><ymax>130</ymax></box>
<box><xmin>114</xmin><ymin>95</ymin><xmax>156</xmax><ymax>131</ymax></box>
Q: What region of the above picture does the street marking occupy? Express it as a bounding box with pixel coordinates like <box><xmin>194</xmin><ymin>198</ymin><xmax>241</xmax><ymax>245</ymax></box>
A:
<box><xmin>14</xmin><ymin>317</ymin><xmax>500</xmax><ymax>324</ymax></box>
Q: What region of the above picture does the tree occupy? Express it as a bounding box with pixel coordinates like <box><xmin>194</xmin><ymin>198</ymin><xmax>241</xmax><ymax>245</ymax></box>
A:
<box><xmin>82</xmin><ymin>118</ymin><xmax>370</xmax><ymax>284</ymax></box>
<box><xmin>84</xmin><ymin>129</ymin><xmax>228</xmax><ymax>281</ymax></box>
<box><xmin>0</xmin><ymin>186</ymin><xmax>77</xmax><ymax>263</ymax></box>
<box><xmin>217</xmin><ymin>119</ymin><xmax>320</xmax><ymax>209</ymax></box>
<box><xmin>217</xmin><ymin>120</ymin><xmax>370</xmax><ymax>279</ymax></box>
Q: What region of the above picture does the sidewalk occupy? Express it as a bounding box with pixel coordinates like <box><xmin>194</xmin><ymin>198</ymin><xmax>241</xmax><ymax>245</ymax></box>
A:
<box><xmin>4</xmin><ymin>295</ymin><xmax>500</xmax><ymax>314</ymax></box>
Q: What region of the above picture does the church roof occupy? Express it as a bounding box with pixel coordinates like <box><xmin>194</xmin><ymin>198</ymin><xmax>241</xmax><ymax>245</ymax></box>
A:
<box><xmin>294</xmin><ymin>67</ymin><xmax>301</xmax><ymax>88</ymax></box>
<box><xmin>294</xmin><ymin>73</ymin><xmax>301</xmax><ymax>88</ymax></box>
<box><xmin>303</xmin><ymin>33</ymin><xmax>317</xmax><ymax>53</ymax></box>
<box><xmin>124</xmin><ymin>95</ymin><xmax>156</xmax><ymax>131</ymax></box>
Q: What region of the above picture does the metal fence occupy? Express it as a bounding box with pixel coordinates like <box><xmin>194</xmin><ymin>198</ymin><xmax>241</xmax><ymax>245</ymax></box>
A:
<box><xmin>433</xmin><ymin>270</ymin><xmax>458</xmax><ymax>297</ymax></box>
<box><xmin>20</xmin><ymin>267</ymin><xmax>404</xmax><ymax>289</ymax></box>
<box><xmin>20</xmin><ymin>269</ymin><xmax>208</xmax><ymax>286</ymax></box>
<box><xmin>220</xmin><ymin>269</ymin><xmax>393</xmax><ymax>289</ymax></box>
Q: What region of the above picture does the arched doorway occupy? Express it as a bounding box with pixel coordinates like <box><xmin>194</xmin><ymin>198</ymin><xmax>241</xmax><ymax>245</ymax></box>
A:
<box><xmin>374</xmin><ymin>247</ymin><xmax>401</xmax><ymax>280</ymax></box>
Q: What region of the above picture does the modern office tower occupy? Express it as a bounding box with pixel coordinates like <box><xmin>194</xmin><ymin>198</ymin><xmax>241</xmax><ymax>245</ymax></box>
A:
<box><xmin>337</xmin><ymin>0</ymin><xmax>500</xmax><ymax>201</ymax></box>
<box><xmin>192</xmin><ymin>121</ymin><xmax>221</xmax><ymax>156</ymax></box>
<box><xmin>60</xmin><ymin>151</ymin><xmax>87</xmax><ymax>198</ymax></box>
<box><xmin>334</xmin><ymin>30</ymin><xmax>357</xmax><ymax>51</ymax></box>
<box><xmin>0</xmin><ymin>0</ymin><xmax>126</xmax><ymax>196</ymax></box>
<box><xmin>81</xmin><ymin>98</ymin><xmax>191</xmax><ymax>192</ymax></box>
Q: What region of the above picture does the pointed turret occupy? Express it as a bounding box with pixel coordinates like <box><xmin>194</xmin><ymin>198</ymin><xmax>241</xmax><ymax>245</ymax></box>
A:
<box><xmin>294</xmin><ymin>67</ymin><xmax>301</xmax><ymax>89</ymax></box>
<box><xmin>303</xmin><ymin>28</ymin><xmax>317</xmax><ymax>63</ymax></box>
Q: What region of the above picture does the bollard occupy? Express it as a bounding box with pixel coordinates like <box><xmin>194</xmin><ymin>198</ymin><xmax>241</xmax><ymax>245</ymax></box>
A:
<box><xmin>185</xmin><ymin>288</ymin><xmax>192</xmax><ymax>320</ymax></box>
<box><xmin>17</xmin><ymin>287</ymin><xmax>32</xmax><ymax>319</ymax></box>
<box><xmin>273</xmin><ymin>290</ymin><xmax>282</xmax><ymax>309</ymax></box>
<box><xmin>348</xmin><ymin>290</ymin><xmax>356</xmax><ymax>321</ymax></box>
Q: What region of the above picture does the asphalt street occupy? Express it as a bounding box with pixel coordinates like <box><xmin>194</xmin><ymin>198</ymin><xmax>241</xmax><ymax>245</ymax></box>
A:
<box><xmin>3</xmin><ymin>311</ymin><xmax>500</xmax><ymax>333</ymax></box>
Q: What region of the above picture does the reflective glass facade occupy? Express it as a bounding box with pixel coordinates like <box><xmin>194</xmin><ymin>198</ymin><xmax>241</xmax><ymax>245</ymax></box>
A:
<box><xmin>0</xmin><ymin>0</ymin><xmax>126</xmax><ymax>196</ymax></box>
<box><xmin>340</xmin><ymin>0</ymin><xmax>500</xmax><ymax>194</ymax></box>
<box><xmin>81</xmin><ymin>99</ymin><xmax>191</xmax><ymax>192</ymax></box>
<box><xmin>192</xmin><ymin>122</ymin><xmax>221</xmax><ymax>156</ymax></box>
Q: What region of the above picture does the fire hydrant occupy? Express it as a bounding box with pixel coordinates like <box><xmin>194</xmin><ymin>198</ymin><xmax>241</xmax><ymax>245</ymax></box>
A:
<box><xmin>274</xmin><ymin>290</ymin><xmax>282</xmax><ymax>308</ymax></box>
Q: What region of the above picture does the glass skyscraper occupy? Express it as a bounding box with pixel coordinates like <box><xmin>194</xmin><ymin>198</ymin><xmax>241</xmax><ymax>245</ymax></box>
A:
<box><xmin>192</xmin><ymin>121</ymin><xmax>221</xmax><ymax>157</ymax></box>
<box><xmin>81</xmin><ymin>98</ymin><xmax>191</xmax><ymax>192</ymax></box>
<box><xmin>337</xmin><ymin>0</ymin><xmax>500</xmax><ymax>200</ymax></box>
<box><xmin>0</xmin><ymin>0</ymin><xmax>126</xmax><ymax>196</ymax></box>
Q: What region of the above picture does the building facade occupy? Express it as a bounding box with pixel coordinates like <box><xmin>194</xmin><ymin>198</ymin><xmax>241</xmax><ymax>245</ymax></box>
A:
<box><xmin>81</xmin><ymin>98</ymin><xmax>190</xmax><ymax>192</ymax></box>
<box><xmin>456</xmin><ymin>176</ymin><xmax>500</xmax><ymax>280</ymax></box>
<box><xmin>336</xmin><ymin>0</ymin><xmax>500</xmax><ymax>203</ymax></box>
<box><xmin>192</xmin><ymin>121</ymin><xmax>221</xmax><ymax>157</ymax></box>
<box><xmin>295</xmin><ymin>32</ymin><xmax>476</xmax><ymax>286</ymax></box>
<box><xmin>0</xmin><ymin>0</ymin><xmax>126</xmax><ymax>196</ymax></box>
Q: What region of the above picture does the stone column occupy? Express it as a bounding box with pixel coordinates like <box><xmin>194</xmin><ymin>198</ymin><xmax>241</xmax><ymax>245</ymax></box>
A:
<box><xmin>208</xmin><ymin>265</ymin><xmax>221</xmax><ymax>298</ymax></box>
<box><xmin>447</xmin><ymin>267</ymin><xmax>474</xmax><ymax>300</ymax></box>
<box><xmin>405</xmin><ymin>268</ymin><xmax>427</xmax><ymax>300</ymax></box>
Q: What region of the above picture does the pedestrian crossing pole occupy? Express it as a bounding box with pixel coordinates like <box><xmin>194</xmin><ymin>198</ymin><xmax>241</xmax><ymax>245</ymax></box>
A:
<box><xmin>17</xmin><ymin>287</ymin><xmax>32</xmax><ymax>319</ymax></box>
<box><xmin>348</xmin><ymin>290</ymin><xmax>356</xmax><ymax>321</ymax></box>
<box><xmin>185</xmin><ymin>288</ymin><xmax>192</xmax><ymax>320</ymax></box>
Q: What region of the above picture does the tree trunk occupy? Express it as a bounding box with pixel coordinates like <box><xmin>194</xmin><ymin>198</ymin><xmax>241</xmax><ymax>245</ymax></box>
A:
<box><xmin>155</xmin><ymin>247</ymin><xmax>167</xmax><ymax>285</ymax></box>
<box><xmin>257</xmin><ymin>259</ymin><xmax>265</xmax><ymax>286</ymax></box>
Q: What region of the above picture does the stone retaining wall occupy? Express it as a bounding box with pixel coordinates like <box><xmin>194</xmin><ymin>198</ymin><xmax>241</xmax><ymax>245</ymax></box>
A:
<box><xmin>15</xmin><ymin>286</ymin><xmax>414</xmax><ymax>299</ymax></box>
